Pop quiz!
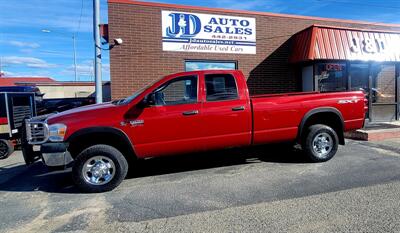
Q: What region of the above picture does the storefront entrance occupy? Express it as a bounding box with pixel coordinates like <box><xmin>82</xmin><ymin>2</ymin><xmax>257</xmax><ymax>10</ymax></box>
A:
<box><xmin>313</xmin><ymin>62</ymin><xmax>399</xmax><ymax>121</ymax></box>
<box><xmin>292</xmin><ymin>25</ymin><xmax>400</xmax><ymax>122</ymax></box>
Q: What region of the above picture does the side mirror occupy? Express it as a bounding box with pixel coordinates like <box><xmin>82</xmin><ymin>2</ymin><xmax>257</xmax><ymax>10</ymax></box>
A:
<box><xmin>140</xmin><ymin>93</ymin><xmax>156</xmax><ymax>107</ymax></box>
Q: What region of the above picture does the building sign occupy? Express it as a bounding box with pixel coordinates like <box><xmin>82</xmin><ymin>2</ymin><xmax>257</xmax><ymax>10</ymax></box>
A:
<box><xmin>290</xmin><ymin>26</ymin><xmax>400</xmax><ymax>63</ymax></box>
<box><xmin>325</xmin><ymin>63</ymin><xmax>345</xmax><ymax>72</ymax></box>
<box><xmin>162</xmin><ymin>11</ymin><xmax>256</xmax><ymax>54</ymax></box>
<box><xmin>350</xmin><ymin>37</ymin><xmax>386</xmax><ymax>54</ymax></box>
<box><xmin>347</xmin><ymin>33</ymin><xmax>400</xmax><ymax>61</ymax></box>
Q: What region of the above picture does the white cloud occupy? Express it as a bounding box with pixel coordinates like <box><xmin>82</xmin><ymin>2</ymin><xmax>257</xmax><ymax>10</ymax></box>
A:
<box><xmin>61</xmin><ymin>60</ymin><xmax>110</xmax><ymax>80</ymax></box>
<box><xmin>0</xmin><ymin>70</ymin><xmax>14</xmax><ymax>76</ymax></box>
<box><xmin>72</xmin><ymin>64</ymin><xmax>93</xmax><ymax>76</ymax></box>
<box><xmin>9</xmin><ymin>41</ymin><xmax>40</xmax><ymax>48</ymax></box>
<box><xmin>2</xmin><ymin>56</ymin><xmax>57</xmax><ymax>69</ymax></box>
<box><xmin>102</xmin><ymin>63</ymin><xmax>110</xmax><ymax>73</ymax></box>
<box><xmin>0</xmin><ymin>70</ymin><xmax>52</xmax><ymax>78</ymax></box>
<box><xmin>39</xmin><ymin>50</ymin><xmax>69</xmax><ymax>56</ymax></box>
<box><xmin>20</xmin><ymin>48</ymin><xmax>34</xmax><ymax>54</ymax></box>
<box><xmin>0</xmin><ymin>0</ymin><xmax>108</xmax><ymax>33</ymax></box>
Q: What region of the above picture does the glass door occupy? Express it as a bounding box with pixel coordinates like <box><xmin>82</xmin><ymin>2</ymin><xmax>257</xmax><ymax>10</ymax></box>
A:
<box><xmin>349</xmin><ymin>63</ymin><xmax>398</xmax><ymax>122</ymax></box>
<box><xmin>349</xmin><ymin>63</ymin><xmax>370</xmax><ymax>119</ymax></box>
<box><xmin>370</xmin><ymin>64</ymin><xmax>397</xmax><ymax>121</ymax></box>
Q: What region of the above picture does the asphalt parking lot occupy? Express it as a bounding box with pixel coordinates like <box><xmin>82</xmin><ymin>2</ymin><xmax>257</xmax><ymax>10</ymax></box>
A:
<box><xmin>0</xmin><ymin>139</ymin><xmax>400</xmax><ymax>233</ymax></box>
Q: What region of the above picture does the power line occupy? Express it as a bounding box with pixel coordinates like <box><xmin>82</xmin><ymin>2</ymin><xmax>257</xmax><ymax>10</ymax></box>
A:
<box><xmin>75</xmin><ymin>0</ymin><xmax>84</xmax><ymax>34</ymax></box>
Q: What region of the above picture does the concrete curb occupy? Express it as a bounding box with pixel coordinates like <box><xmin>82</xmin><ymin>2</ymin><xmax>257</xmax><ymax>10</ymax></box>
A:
<box><xmin>345</xmin><ymin>128</ymin><xmax>400</xmax><ymax>141</ymax></box>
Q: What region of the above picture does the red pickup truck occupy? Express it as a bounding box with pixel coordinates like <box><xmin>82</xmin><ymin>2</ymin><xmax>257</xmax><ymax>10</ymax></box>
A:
<box><xmin>23</xmin><ymin>70</ymin><xmax>366</xmax><ymax>192</ymax></box>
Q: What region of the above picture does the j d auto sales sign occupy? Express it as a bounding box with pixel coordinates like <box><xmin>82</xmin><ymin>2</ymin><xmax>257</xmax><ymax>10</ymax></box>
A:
<box><xmin>162</xmin><ymin>11</ymin><xmax>256</xmax><ymax>54</ymax></box>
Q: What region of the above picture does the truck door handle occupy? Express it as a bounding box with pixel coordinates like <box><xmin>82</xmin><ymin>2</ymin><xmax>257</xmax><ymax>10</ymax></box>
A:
<box><xmin>232</xmin><ymin>106</ymin><xmax>245</xmax><ymax>111</ymax></box>
<box><xmin>182</xmin><ymin>110</ymin><xmax>199</xmax><ymax>116</ymax></box>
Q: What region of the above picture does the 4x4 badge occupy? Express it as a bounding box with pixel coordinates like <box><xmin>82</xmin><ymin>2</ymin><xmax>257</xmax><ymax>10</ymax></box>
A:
<box><xmin>338</xmin><ymin>99</ymin><xmax>359</xmax><ymax>104</ymax></box>
<box><xmin>120</xmin><ymin>120</ymin><xmax>144</xmax><ymax>127</ymax></box>
<box><xmin>129</xmin><ymin>120</ymin><xmax>144</xmax><ymax>126</ymax></box>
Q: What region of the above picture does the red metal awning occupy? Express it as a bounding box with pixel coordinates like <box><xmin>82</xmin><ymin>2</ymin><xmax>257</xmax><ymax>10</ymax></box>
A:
<box><xmin>290</xmin><ymin>25</ymin><xmax>400</xmax><ymax>63</ymax></box>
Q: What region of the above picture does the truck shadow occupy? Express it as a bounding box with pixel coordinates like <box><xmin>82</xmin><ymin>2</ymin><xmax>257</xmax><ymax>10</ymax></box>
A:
<box><xmin>0</xmin><ymin>143</ymin><xmax>309</xmax><ymax>194</ymax></box>
<box><xmin>128</xmin><ymin>143</ymin><xmax>307</xmax><ymax>178</ymax></box>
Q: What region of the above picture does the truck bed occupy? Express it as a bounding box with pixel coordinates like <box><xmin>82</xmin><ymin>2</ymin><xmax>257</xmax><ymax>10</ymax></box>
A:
<box><xmin>250</xmin><ymin>91</ymin><xmax>366</xmax><ymax>145</ymax></box>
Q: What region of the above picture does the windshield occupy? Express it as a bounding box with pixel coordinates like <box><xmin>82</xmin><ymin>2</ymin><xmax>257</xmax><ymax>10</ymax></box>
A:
<box><xmin>115</xmin><ymin>78</ymin><xmax>161</xmax><ymax>105</ymax></box>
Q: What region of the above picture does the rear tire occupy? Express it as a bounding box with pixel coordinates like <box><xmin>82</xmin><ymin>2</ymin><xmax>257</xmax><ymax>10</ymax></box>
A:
<box><xmin>302</xmin><ymin>124</ymin><xmax>338</xmax><ymax>162</ymax></box>
<box><xmin>72</xmin><ymin>144</ymin><xmax>128</xmax><ymax>193</ymax></box>
<box><xmin>0</xmin><ymin>140</ymin><xmax>13</xmax><ymax>160</ymax></box>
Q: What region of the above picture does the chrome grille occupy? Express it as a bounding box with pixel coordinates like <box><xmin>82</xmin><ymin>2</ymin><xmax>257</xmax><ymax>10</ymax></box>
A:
<box><xmin>26</xmin><ymin>120</ymin><xmax>49</xmax><ymax>145</ymax></box>
<box><xmin>13</xmin><ymin>105</ymin><xmax>32</xmax><ymax>128</ymax></box>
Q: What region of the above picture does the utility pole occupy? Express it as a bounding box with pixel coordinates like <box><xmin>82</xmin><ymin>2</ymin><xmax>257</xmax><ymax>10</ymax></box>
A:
<box><xmin>93</xmin><ymin>0</ymin><xmax>102</xmax><ymax>103</ymax></box>
<box><xmin>72</xmin><ymin>34</ymin><xmax>78</xmax><ymax>82</ymax></box>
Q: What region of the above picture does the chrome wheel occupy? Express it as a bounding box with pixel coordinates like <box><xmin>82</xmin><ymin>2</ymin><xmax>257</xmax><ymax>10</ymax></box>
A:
<box><xmin>82</xmin><ymin>156</ymin><xmax>115</xmax><ymax>185</ymax></box>
<box><xmin>312</xmin><ymin>132</ymin><xmax>333</xmax><ymax>158</ymax></box>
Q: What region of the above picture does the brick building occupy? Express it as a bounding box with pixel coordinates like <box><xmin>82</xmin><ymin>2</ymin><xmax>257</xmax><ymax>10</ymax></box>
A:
<box><xmin>107</xmin><ymin>0</ymin><xmax>400</xmax><ymax>121</ymax></box>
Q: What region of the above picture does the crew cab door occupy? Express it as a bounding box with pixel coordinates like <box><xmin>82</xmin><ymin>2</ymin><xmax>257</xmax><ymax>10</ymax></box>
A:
<box><xmin>200</xmin><ymin>72</ymin><xmax>252</xmax><ymax>150</ymax></box>
<box><xmin>125</xmin><ymin>75</ymin><xmax>204</xmax><ymax>157</ymax></box>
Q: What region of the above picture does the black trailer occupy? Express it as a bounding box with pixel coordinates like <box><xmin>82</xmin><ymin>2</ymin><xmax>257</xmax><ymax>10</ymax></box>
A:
<box><xmin>0</xmin><ymin>92</ymin><xmax>36</xmax><ymax>159</ymax></box>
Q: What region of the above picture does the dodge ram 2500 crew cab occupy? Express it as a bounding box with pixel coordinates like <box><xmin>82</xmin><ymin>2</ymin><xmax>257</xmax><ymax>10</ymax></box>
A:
<box><xmin>22</xmin><ymin>70</ymin><xmax>366</xmax><ymax>192</ymax></box>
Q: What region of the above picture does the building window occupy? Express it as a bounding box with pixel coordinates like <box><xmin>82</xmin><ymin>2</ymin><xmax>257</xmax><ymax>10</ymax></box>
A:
<box><xmin>349</xmin><ymin>63</ymin><xmax>369</xmax><ymax>92</ymax></box>
<box><xmin>315</xmin><ymin>63</ymin><xmax>347</xmax><ymax>92</ymax></box>
<box><xmin>185</xmin><ymin>60</ymin><xmax>237</xmax><ymax>71</ymax></box>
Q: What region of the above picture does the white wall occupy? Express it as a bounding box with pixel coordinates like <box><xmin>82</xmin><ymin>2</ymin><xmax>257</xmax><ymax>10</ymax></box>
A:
<box><xmin>38</xmin><ymin>85</ymin><xmax>95</xmax><ymax>99</ymax></box>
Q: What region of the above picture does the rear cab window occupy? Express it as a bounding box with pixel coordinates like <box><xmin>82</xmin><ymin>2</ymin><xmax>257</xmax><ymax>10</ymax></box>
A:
<box><xmin>205</xmin><ymin>74</ymin><xmax>239</xmax><ymax>102</ymax></box>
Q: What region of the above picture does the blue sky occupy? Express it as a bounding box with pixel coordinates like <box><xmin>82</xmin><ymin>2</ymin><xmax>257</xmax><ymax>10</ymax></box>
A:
<box><xmin>0</xmin><ymin>0</ymin><xmax>399</xmax><ymax>81</ymax></box>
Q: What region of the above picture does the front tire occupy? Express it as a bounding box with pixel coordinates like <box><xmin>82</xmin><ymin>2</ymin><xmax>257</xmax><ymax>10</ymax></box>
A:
<box><xmin>302</xmin><ymin>124</ymin><xmax>338</xmax><ymax>162</ymax></box>
<box><xmin>0</xmin><ymin>140</ymin><xmax>14</xmax><ymax>160</ymax></box>
<box><xmin>72</xmin><ymin>144</ymin><xmax>128</xmax><ymax>193</ymax></box>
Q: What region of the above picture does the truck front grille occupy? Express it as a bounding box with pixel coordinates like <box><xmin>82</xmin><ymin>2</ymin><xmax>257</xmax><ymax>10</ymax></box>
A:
<box><xmin>26</xmin><ymin>121</ymin><xmax>49</xmax><ymax>145</ymax></box>
<box><xmin>13</xmin><ymin>105</ymin><xmax>32</xmax><ymax>128</ymax></box>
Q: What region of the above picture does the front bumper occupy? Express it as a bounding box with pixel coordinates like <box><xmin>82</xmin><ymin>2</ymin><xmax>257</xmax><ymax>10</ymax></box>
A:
<box><xmin>23</xmin><ymin>117</ymin><xmax>72</xmax><ymax>167</ymax></box>
<box><xmin>40</xmin><ymin>143</ymin><xmax>73</xmax><ymax>167</ymax></box>
<box><xmin>22</xmin><ymin>141</ymin><xmax>73</xmax><ymax>167</ymax></box>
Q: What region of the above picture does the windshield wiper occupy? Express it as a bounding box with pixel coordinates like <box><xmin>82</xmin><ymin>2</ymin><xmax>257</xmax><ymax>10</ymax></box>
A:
<box><xmin>112</xmin><ymin>99</ymin><xmax>125</xmax><ymax>105</ymax></box>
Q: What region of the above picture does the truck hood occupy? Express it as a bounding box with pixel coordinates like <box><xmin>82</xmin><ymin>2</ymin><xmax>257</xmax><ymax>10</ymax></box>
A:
<box><xmin>46</xmin><ymin>102</ymin><xmax>126</xmax><ymax>124</ymax></box>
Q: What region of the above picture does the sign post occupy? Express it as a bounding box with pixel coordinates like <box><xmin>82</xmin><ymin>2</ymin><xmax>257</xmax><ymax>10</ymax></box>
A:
<box><xmin>93</xmin><ymin>0</ymin><xmax>102</xmax><ymax>103</ymax></box>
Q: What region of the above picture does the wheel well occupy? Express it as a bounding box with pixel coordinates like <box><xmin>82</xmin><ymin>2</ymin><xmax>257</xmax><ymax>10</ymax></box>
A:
<box><xmin>299</xmin><ymin>112</ymin><xmax>345</xmax><ymax>145</ymax></box>
<box><xmin>67</xmin><ymin>130</ymin><xmax>137</xmax><ymax>164</ymax></box>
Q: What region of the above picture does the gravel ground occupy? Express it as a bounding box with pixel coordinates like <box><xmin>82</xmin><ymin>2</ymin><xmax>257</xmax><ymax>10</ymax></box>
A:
<box><xmin>0</xmin><ymin>139</ymin><xmax>399</xmax><ymax>233</ymax></box>
<box><xmin>102</xmin><ymin>180</ymin><xmax>400</xmax><ymax>233</ymax></box>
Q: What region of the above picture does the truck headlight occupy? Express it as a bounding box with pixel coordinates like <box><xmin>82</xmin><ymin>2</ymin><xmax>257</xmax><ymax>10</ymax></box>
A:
<box><xmin>48</xmin><ymin>124</ymin><xmax>67</xmax><ymax>142</ymax></box>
